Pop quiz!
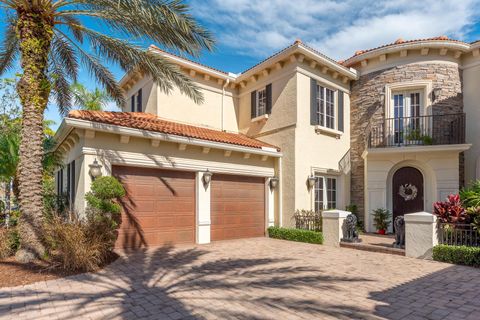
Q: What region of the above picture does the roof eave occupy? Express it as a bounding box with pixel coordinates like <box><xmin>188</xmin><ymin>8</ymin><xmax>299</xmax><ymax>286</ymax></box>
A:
<box><xmin>344</xmin><ymin>41</ymin><xmax>471</xmax><ymax>66</ymax></box>
<box><xmin>62</xmin><ymin>117</ymin><xmax>282</xmax><ymax>157</ymax></box>
<box><xmin>238</xmin><ymin>44</ymin><xmax>357</xmax><ymax>81</ymax></box>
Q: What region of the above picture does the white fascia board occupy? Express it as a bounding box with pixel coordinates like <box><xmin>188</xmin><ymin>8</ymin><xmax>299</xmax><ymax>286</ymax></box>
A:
<box><xmin>297</xmin><ymin>45</ymin><xmax>358</xmax><ymax>79</ymax></box>
<box><xmin>64</xmin><ymin>118</ymin><xmax>283</xmax><ymax>158</ymax></box>
<box><xmin>51</xmin><ymin>119</ymin><xmax>74</xmax><ymax>152</ymax></box>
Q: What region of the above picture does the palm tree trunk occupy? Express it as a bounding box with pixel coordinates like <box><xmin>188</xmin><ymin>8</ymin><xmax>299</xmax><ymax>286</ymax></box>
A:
<box><xmin>15</xmin><ymin>7</ymin><xmax>54</xmax><ymax>262</ymax></box>
<box><xmin>5</xmin><ymin>179</ymin><xmax>11</xmax><ymax>228</ymax></box>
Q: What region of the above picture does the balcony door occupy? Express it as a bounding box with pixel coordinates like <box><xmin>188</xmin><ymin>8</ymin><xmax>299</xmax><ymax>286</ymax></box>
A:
<box><xmin>389</xmin><ymin>91</ymin><xmax>423</xmax><ymax>145</ymax></box>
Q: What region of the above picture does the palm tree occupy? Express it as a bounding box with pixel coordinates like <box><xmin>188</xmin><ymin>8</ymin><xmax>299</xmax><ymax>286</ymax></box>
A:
<box><xmin>70</xmin><ymin>82</ymin><xmax>112</xmax><ymax>111</ymax></box>
<box><xmin>0</xmin><ymin>0</ymin><xmax>214</xmax><ymax>261</ymax></box>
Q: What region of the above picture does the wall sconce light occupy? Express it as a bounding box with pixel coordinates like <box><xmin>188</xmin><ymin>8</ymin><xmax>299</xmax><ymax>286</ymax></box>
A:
<box><xmin>269</xmin><ymin>177</ymin><xmax>279</xmax><ymax>190</ymax></box>
<box><xmin>202</xmin><ymin>169</ymin><xmax>212</xmax><ymax>187</ymax></box>
<box><xmin>88</xmin><ymin>158</ymin><xmax>102</xmax><ymax>180</ymax></box>
<box><xmin>307</xmin><ymin>175</ymin><xmax>316</xmax><ymax>190</ymax></box>
<box><xmin>433</xmin><ymin>88</ymin><xmax>441</xmax><ymax>101</ymax></box>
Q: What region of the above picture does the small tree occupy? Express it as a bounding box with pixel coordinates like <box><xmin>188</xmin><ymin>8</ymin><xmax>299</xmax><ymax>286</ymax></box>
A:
<box><xmin>372</xmin><ymin>208</ymin><xmax>391</xmax><ymax>232</ymax></box>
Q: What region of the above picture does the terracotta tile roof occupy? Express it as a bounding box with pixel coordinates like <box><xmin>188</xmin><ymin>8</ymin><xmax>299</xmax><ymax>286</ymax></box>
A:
<box><xmin>67</xmin><ymin>110</ymin><xmax>280</xmax><ymax>151</ymax></box>
<box><xmin>344</xmin><ymin>36</ymin><xmax>468</xmax><ymax>65</ymax></box>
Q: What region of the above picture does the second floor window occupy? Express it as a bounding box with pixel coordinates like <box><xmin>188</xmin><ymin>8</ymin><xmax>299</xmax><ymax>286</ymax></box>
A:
<box><xmin>316</xmin><ymin>85</ymin><xmax>335</xmax><ymax>129</ymax></box>
<box><xmin>130</xmin><ymin>88</ymin><xmax>142</xmax><ymax>112</ymax></box>
<box><xmin>256</xmin><ymin>88</ymin><xmax>267</xmax><ymax>116</ymax></box>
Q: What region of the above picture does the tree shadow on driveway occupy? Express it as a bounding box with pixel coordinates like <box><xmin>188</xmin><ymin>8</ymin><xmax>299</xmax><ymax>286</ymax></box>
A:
<box><xmin>1</xmin><ymin>242</ymin><xmax>377</xmax><ymax>319</ymax></box>
<box><xmin>370</xmin><ymin>264</ymin><xmax>480</xmax><ymax>319</ymax></box>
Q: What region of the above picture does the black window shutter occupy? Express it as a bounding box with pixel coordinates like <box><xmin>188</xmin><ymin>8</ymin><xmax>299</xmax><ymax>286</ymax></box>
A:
<box><xmin>137</xmin><ymin>89</ymin><xmax>142</xmax><ymax>112</ymax></box>
<box><xmin>310</xmin><ymin>78</ymin><xmax>318</xmax><ymax>125</ymax></box>
<box><xmin>251</xmin><ymin>90</ymin><xmax>257</xmax><ymax>118</ymax></box>
<box><xmin>130</xmin><ymin>95</ymin><xmax>135</xmax><ymax>112</ymax></box>
<box><xmin>70</xmin><ymin>161</ymin><xmax>75</xmax><ymax>207</ymax></box>
<box><xmin>266</xmin><ymin>84</ymin><xmax>272</xmax><ymax>114</ymax></box>
<box><xmin>337</xmin><ymin>91</ymin><xmax>344</xmax><ymax>132</ymax></box>
<box><xmin>66</xmin><ymin>164</ymin><xmax>70</xmax><ymax>206</ymax></box>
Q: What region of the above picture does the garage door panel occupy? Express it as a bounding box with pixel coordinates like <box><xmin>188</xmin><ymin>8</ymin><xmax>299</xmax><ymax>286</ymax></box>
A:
<box><xmin>211</xmin><ymin>174</ymin><xmax>265</xmax><ymax>241</ymax></box>
<box><xmin>113</xmin><ymin>166</ymin><xmax>195</xmax><ymax>249</ymax></box>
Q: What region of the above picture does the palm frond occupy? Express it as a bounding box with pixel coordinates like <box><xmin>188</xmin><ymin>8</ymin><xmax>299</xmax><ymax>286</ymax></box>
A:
<box><xmin>0</xmin><ymin>17</ymin><xmax>19</xmax><ymax>76</ymax></box>
<box><xmin>55</xmin><ymin>29</ymin><xmax>125</xmax><ymax>106</ymax></box>
<box><xmin>49</xmin><ymin>57</ymin><xmax>72</xmax><ymax>116</ymax></box>
<box><xmin>60</xmin><ymin>0</ymin><xmax>215</xmax><ymax>57</ymax></box>
<box><xmin>55</xmin><ymin>14</ymin><xmax>84</xmax><ymax>43</ymax></box>
<box><xmin>66</xmin><ymin>24</ymin><xmax>203</xmax><ymax>103</ymax></box>
<box><xmin>51</xmin><ymin>32</ymin><xmax>78</xmax><ymax>81</ymax></box>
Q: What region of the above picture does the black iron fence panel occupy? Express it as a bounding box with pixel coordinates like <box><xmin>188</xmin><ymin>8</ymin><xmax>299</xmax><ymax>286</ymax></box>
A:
<box><xmin>438</xmin><ymin>223</ymin><xmax>480</xmax><ymax>247</ymax></box>
<box><xmin>294</xmin><ymin>211</ymin><xmax>322</xmax><ymax>232</ymax></box>
<box><xmin>366</xmin><ymin>113</ymin><xmax>465</xmax><ymax>148</ymax></box>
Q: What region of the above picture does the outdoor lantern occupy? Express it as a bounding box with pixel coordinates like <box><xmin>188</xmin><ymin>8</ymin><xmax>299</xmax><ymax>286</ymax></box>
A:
<box><xmin>307</xmin><ymin>175</ymin><xmax>316</xmax><ymax>189</ymax></box>
<box><xmin>433</xmin><ymin>87</ymin><xmax>442</xmax><ymax>101</ymax></box>
<box><xmin>269</xmin><ymin>177</ymin><xmax>279</xmax><ymax>190</ymax></box>
<box><xmin>89</xmin><ymin>158</ymin><xmax>103</xmax><ymax>180</ymax></box>
<box><xmin>202</xmin><ymin>169</ymin><xmax>212</xmax><ymax>187</ymax></box>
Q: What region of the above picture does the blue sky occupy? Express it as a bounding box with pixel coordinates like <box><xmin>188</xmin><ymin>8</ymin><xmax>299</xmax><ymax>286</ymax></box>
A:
<box><xmin>2</xmin><ymin>0</ymin><xmax>480</xmax><ymax>129</ymax></box>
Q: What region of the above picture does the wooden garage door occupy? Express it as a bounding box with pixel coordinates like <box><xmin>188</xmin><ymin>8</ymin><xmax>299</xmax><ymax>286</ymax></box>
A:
<box><xmin>211</xmin><ymin>174</ymin><xmax>265</xmax><ymax>241</ymax></box>
<box><xmin>112</xmin><ymin>166</ymin><xmax>195</xmax><ymax>249</ymax></box>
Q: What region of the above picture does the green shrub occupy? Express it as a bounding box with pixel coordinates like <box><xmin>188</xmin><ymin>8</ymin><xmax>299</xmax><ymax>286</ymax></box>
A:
<box><xmin>45</xmin><ymin>176</ymin><xmax>125</xmax><ymax>271</ymax></box>
<box><xmin>372</xmin><ymin>208</ymin><xmax>391</xmax><ymax>231</ymax></box>
<box><xmin>432</xmin><ymin>245</ymin><xmax>480</xmax><ymax>267</ymax></box>
<box><xmin>267</xmin><ymin>227</ymin><xmax>323</xmax><ymax>244</ymax></box>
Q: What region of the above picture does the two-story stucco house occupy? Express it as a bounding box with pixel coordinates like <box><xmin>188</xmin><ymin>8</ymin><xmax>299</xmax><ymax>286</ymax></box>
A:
<box><xmin>54</xmin><ymin>36</ymin><xmax>480</xmax><ymax>248</ymax></box>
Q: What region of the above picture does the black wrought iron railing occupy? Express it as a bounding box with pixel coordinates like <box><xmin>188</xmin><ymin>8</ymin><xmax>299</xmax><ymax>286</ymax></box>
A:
<box><xmin>438</xmin><ymin>223</ymin><xmax>480</xmax><ymax>247</ymax></box>
<box><xmin>294</xmin><ymin>210</ymin><xmax>322</xmax><ymax>232</ymax></box>
<box><xmin>366</xmin><ymin>113</ymin><xmax>465</xmax><ymax>148</ymax></box>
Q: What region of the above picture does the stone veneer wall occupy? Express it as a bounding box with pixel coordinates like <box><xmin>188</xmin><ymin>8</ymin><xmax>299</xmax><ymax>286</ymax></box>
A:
<box><xmin>350</xmin><ymin>63</ymin><xmax>464</xmax><ymax>221</ymax></box>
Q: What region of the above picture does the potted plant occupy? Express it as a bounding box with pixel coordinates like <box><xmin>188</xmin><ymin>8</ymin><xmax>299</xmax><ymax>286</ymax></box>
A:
<box><xmin>372</xmin><ymin>208</ymin><xmax>391</xmax><ymax>235</ymax></box>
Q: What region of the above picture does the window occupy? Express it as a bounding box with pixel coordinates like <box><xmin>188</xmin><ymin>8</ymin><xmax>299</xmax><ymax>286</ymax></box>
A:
<box><xmin>130</xmin><ymin>89</ymin><xmax>143</xmax><ymax>112</ymax></box>
<box><xmin>316</xmin><ymin>85</ymin><xmax>335</xmax><ymax>129</ymax></box>
<box><xmin>65</xmin><ymin>161</ymin><xmax>76</xmax><ymax>210</ymax></box>
<box><xmin>256</xmin><ymin>87</ymin><xmax>267</xmax><ymax>116</ymax></box>
<box><xmin>314</xmin><ymin>176</ymin><xmax>337</xmax><ymax>212</ymax></box>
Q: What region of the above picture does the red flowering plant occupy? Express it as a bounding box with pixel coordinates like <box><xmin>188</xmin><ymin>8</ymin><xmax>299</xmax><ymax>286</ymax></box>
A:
<box><xmin>433</xmin><ymin>194</ymin><xmax>470</xmax><ymax>224</ymax></box>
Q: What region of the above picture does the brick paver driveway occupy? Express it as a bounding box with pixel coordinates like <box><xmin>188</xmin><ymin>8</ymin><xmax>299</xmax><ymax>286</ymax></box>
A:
<box><xmin>1</xmin><ymin>238</ymin><xmax>480</xmax><ymax>320</ymax></box>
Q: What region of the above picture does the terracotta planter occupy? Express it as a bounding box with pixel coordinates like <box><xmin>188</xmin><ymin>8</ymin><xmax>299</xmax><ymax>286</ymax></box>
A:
<box><xmin>377</xmin><ymin>229</ymin><xmax>386</xmax><ymax>235</ymax></box>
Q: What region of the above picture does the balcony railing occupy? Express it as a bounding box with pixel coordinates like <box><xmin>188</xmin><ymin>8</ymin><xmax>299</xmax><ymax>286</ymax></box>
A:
<box><xmin>366</xmin><ymin>113</ymin><xmax>465</xmax><ymax>148</ymax></box>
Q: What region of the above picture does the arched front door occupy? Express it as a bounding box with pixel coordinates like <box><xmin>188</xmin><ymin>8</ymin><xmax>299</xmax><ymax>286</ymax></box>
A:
<box><xmin>392</xmin><ymin>167</ymin><xmax>424</xmax><ymax>221</ymax></box>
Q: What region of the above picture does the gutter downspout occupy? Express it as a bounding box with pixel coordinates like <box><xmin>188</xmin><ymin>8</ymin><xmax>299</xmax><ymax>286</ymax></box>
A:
<box><xmin>278</xmin><ymin>156</ymin><xmax>283</xmax><ymax>227</ymax></box>
<box><xmin>221</xmin><ymin>79</ymin><xmax>230</xmax><ymax>131</ymax></box>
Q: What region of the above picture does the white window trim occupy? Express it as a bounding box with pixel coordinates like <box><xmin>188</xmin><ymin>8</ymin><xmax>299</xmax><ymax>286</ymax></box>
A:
<box><xmin>384</xmin><ymin>80</ymin><xmax>432</xmax><ymax>119</ymax></box>
<box><xmin>313</xmin><ymin>174</ymin><xmax>338</xmax><ymax>211</ymax></box>
<box><xmin>315</xmin><ymin>83</ymin><xmax>337</xmax><ymax>130</ymax></box>
<box><xmin>256</xmin><ymin>87</ymin><xmax>267</xmax><ymax>117</ymax></box>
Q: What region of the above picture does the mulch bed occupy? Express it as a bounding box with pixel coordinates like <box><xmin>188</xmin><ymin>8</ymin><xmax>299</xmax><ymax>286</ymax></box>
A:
<box><xmin>0</xmin><ymin>253</ymin><xmax>118</xmax><ymax>288</ymax></box>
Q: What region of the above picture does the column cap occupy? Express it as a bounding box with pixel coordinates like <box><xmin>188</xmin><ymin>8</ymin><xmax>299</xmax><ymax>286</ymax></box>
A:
<box><xmin>404</xmin><ymin>211</ymin><xmax>437</xmax><ymax>223</ymax></box>
<box><xmin>322</xmin><ymin>210</ymin><xmax>350</xmax><ymax>219</ymax></box>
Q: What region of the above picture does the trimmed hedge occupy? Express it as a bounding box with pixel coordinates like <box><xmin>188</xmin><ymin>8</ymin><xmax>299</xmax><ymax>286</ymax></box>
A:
<box><xmin>432</xmin><ymin>245</ymin><xmax>480</xmax><ymax>267</ymax></box>
<box><xmin>267</xmin><ymin>227</ymin><xmax>323</xmax><ymax>244</ymax></box>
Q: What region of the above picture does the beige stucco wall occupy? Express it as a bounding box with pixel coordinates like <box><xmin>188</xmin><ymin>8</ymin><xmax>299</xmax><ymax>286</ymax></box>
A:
<box><xmin>364</xmin><ymin>148</ymin><xmax>462</xmax><ymax>232</ymax></box>
<box><xmin>462</xmin><ymin>60</ymin><xmax>480</xmax><ymax>184</ymax></box>
<box><xmin>294</xmin><ymin>72</ymin><xmax>351</xmax><ymax>214</ymax></box>
<box><xmin>123</xmin><ymin>76</ymin><xmax>238</xmax><ymax>132</ymax></box>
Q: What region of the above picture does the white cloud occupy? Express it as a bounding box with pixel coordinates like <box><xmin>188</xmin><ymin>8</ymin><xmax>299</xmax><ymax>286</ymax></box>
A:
<box><xmin>191</xmin><ymin>0</ymin><xmax>480</xmax><ymax>62</ymax></box>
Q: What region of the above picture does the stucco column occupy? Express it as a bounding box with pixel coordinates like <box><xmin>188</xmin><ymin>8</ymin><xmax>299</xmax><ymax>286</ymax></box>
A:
<box><xmin>196</xmin><ymin>171</ymin><xmax>211</xmax><ymax>244</ymax></box>
<box><xmin>266</xmin><ymin>178</ymin><xmax>275</xmax><ymax>227</ymax></box>
<box><xmin>404</xmin><ymin>212</ymin><xmax>438</xmax><ymax>259</ymax></box>
<box><xmin>321</xmin><ymin>210</ymin><xmax>350</xmax><ymax>247</ymax></box>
